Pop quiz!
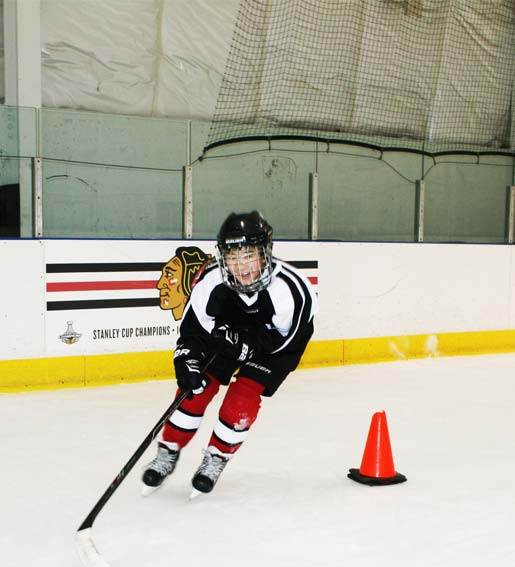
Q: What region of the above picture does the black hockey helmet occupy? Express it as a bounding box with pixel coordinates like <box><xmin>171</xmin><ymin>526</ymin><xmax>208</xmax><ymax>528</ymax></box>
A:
<box><xmin>216</xmin><ymin>211</ymin><xmax>273</xmax><ymax>293</ymax></box>
<box><xmin>217</xmin><ymin>211</ymin><xmax>273</xmax><ymax>250</ymax></box>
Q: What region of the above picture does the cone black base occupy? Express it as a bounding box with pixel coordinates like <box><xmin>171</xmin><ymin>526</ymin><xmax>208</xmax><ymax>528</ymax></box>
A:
<box><xmin>347</xmin><ymin>468</ymin><xmax>407</xmax><ymax>486</ymax></box>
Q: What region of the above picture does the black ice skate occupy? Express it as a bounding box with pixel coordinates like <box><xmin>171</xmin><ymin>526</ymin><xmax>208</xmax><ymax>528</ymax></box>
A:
<box><xmin>190</xmin><ymin>447</ymin><xmax>230</xmax><ymax>499</ymax></box>
<box><xmin>141</xmin><ymin>442</ymin><xmax>180</xmax><ymax>496</ymax></box>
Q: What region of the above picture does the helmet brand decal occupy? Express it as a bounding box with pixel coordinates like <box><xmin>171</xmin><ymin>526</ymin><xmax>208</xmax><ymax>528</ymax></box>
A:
<box><xmin>225</xmin><ymin>237</ymin><xmax>246</xmax><ymax>244</ymax></box>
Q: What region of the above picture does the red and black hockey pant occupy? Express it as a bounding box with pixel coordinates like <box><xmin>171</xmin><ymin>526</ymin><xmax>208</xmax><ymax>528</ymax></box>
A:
<box><xmin>162</xmin><ymin>354</ymin><xmax>297</xmax><ymax>455</ymax></box>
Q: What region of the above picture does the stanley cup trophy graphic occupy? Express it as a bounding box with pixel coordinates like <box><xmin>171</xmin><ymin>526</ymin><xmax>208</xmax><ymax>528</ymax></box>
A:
<box><xmin>60</xmin><ymin>321</ymin><xmax>82</xmax><ymax>345</ymax></box>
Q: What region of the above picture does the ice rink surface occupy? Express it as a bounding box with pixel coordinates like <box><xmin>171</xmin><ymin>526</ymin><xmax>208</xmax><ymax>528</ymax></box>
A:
<box><xmin>2</xmin><ymin>353</ymin><xmax>515</xmax><ymax>567</ymax></box>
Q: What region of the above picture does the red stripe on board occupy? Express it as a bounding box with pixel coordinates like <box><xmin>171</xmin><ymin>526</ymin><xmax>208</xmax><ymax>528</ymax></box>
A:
<box><xmin>48</xmin><ymin>275</ymin><xmax>317</xmax><ymax>292</ymax></box>
<box><xmin>47</xmin><ymin>280</ymin><xmax>158</xmax><ymax>292</ymax></box>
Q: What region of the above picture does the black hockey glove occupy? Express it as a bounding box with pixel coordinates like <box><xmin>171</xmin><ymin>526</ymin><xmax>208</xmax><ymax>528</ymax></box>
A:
<box><xmin>174</xmin><ymin>353</ymin><xmax>209</xmax><ymax>396</ymax></box>
<box><xmin>211</xmin><ymin>324</ymin><xmax>256</xmax><ymax>363</ymax></box>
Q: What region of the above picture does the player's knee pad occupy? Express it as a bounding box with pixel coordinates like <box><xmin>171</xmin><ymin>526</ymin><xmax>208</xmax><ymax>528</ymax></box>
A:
<box><xmin>219</xmin><ymin>376</ymin><xmax>265</xmax><ymax>429</ymax></box>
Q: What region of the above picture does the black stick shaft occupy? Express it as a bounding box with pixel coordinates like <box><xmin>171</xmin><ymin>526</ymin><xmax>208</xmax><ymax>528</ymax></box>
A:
<box><xmin>77</xmin><ymin>354</ymin><xmax>215</xmax><ymax>532</ymax></box>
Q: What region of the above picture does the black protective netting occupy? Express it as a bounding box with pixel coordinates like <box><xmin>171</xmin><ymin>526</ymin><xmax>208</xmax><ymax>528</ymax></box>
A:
<box><xmin>205</xmin><ymin>0</ymin><xmax>515</xmax><ymax>155</ymax></box>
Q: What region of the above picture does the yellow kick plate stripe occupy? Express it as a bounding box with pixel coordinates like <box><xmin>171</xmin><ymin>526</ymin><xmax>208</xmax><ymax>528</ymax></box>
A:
<box><xmin>2</xmin><ymin>330</ymin><xmax>515</xmax><ymax>392</ymax></box>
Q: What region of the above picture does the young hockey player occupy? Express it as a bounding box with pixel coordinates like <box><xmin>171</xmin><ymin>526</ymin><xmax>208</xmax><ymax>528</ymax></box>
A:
<box><xmin>142</xmin><ymin>210</ymin><xmax>318</xmax><ymax>496</ymax></box>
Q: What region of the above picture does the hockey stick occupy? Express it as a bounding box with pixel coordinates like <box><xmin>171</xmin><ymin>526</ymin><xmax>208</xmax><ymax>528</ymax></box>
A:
<box><xmin>75</xmin><ymin>353</ymin><xmax>216</xmax><ymax>567</ymax></box>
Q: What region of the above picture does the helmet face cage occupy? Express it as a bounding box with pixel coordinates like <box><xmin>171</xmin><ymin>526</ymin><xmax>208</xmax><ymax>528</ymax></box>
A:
<box><xmin>216</xmin><ymin>211</ymin><xmax>274</xmax><ymax>293</ymax></box>
<box><xmin>217</xmin><ymin>243</ymin><xmax>272</xmax><ymax>293</ymax></box>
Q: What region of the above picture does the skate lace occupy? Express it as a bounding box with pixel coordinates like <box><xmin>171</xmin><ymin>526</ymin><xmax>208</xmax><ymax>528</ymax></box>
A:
<box><xmin>198</xmin><ymin>449</ymin><xmax>228</xmax><ymax>480</ymax></box>
<box><xmin>149</xmin><ymin>447</ymin><xmax>179</xmax><ymax>475</ymax></box>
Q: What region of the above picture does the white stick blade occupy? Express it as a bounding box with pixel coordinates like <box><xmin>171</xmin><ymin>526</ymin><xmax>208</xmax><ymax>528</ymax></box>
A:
<box><xmin>75</xmin><ymin>528</ymin><xmax>110</xmax><ymax>567</ymax></box>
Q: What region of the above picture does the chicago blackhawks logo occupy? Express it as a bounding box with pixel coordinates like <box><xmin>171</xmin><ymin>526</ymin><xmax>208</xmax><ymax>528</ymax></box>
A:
<box><xmin>157</xmin><ymin>246</ymin><xmax>211</xmax><ymax>321</ymax></box>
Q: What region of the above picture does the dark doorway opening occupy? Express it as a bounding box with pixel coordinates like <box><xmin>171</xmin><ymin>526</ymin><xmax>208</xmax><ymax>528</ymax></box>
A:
<box><xmin>0</xmin><ymin>184</ymin><xmax>20</xmax><ymax>237</ymax></box>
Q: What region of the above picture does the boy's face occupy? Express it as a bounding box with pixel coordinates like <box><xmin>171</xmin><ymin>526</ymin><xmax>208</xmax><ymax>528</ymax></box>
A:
<box><xmin>224</xmin><ymin>246</ymin><xmax>265</xmax><ymax>288</ymax></box>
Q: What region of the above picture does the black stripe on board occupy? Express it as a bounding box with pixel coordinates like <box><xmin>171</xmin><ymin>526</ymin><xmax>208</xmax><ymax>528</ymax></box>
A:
<box><xmin>46</xmin><ymin>263</ymin><xmax>165</xmax><ymax>273</ymax></box>
<box><xmin>47</xmin><ymin>260</ymin><xmax>318</xmax><ymax>273</ymax></box>
<box><xmin>285</xmin><ymin>260</ymin><xmax>318</xmax><ymax>269</ymax></box>
<box><xmin>47</xmin><ymin>298</ymin><xmax>161</xmax><ymax>311</ymax></box>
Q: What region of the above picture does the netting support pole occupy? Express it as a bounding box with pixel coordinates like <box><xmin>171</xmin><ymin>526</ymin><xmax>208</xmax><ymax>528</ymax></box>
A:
<box><xmin>415</xmin><ymin>180</ymin><xmax>425</xmax><ymax>243</ymax></box>
<box><xmin>309</xmin><ymin>172</ymin><xmax>319</xmax><ymax>240</ymax></box>
<box><xmin>182</xmin><ymin>121</ymin><xmax>193</xmax><ymax>239</ymax></box>
<box><xmin>505</xmin><ymin>186</ymin><xmax>515</xmax><ymax>244</ymax></box>
<box><xmin>32</xmin><ymin>157</ymin><xmax>43</xmax><ymax>237</ymax></box>
<box><xmin>183</xmin><ymin>165</ymin><xmax>193</xmax><ymax>239</ymax></box>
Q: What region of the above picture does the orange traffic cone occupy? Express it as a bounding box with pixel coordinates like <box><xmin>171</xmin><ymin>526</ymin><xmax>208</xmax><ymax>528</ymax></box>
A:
<box><xmin>348</xmin><ymin>411</ymin><xmax>407</xmax><ymax>486</ymax></box>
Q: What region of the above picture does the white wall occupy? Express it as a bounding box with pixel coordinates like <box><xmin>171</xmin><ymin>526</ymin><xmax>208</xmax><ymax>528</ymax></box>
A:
<box><xmin>0</xmin><ymin>240</ymin><xmax>46</xmax><ymax>358</ymax></box>
<box><xmin>1</xmin><ymin>239</ymin><xmax>515</xmax><ymax>361</ymax></box>
<box><xmin>41</xmin><ymin>0</ymin><xmax>240</xmax><ymax>119</ymax></box>
<box><xmin>319</xmin><ymin>242</ymin><xmax>513</xmax><ymax>339</ymax></box>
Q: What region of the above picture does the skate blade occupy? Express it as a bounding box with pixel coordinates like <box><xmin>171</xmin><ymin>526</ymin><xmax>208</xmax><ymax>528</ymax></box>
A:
<box><xmin>189</xmin><ymin>488</ymin><xmax>203</xmax><ymax>500</ymax></box>
<box><xmin>141</xmin><ymin>483</ymin><xmax>161</xmax><ymax>497</ymax></box>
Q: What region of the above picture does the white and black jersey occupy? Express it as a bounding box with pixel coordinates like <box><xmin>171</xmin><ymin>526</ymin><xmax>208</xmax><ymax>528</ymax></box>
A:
<box><xmin>175</xmin><ymin>258</ymin><xmax>319</xmax><ymax>396</ymax></box>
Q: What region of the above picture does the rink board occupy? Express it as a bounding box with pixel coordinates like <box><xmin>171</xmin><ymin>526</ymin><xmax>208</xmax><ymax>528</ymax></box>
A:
<box><xmin>2</xmin><ymin>239</ymin><xmax>515</xmax><ymax>391</ymax></box>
